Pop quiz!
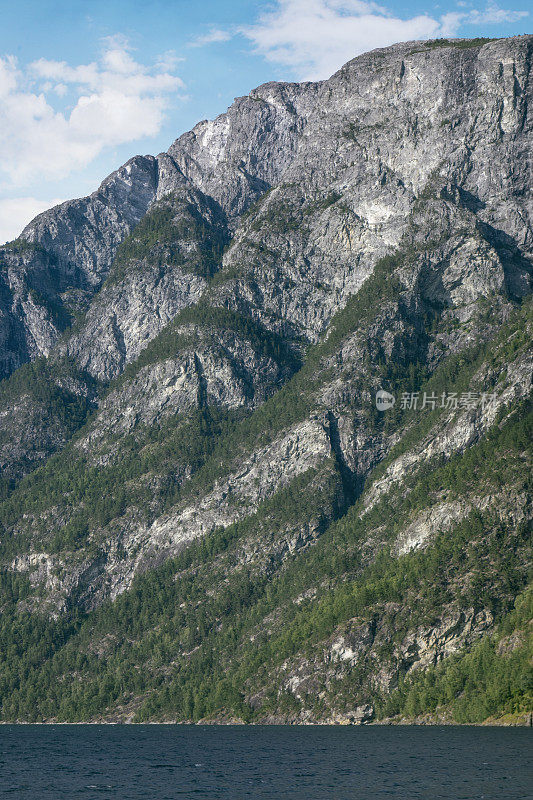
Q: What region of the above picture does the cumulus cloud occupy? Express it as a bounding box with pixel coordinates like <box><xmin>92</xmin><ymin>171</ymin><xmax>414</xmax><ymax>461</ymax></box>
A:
<box><xmin>241</xmin><ymin>0</ymin><xmax>529</xmax><ymax>80</ymax></box>
<box><xmin>0</xmin><ymin>36</ymin><xmax>185</xmax><ymax>188</ymax></box>
<box><xmin>0</xmin><ymin>196</ymin><xmax>65</xmax><ymax>245</ymax></box>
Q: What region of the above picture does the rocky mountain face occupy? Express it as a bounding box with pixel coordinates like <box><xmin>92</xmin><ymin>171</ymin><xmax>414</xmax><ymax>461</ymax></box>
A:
<box><xmin>0</xmin><ymin>36</ymin><xmax>531</xmax><ymax>725</ymax></box>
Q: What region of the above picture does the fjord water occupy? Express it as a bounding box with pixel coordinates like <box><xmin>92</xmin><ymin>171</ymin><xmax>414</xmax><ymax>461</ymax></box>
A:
<box><xmin>1</xmin><ymin>725</ymin><xmax>531</xmax><ymax>799</ymax></box>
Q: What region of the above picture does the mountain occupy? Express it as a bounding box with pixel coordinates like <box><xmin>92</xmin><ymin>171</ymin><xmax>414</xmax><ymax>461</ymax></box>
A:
<box><xmin>0</xmin><ymin>35</ymin><xmax>531</xmax><ymax>725</ymax></box>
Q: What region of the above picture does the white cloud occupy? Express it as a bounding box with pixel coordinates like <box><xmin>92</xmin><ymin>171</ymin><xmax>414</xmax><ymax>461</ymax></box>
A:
<box><xmin>190</xmin><ymin>28</ymin><xmax>234</xmax><ymax>47</ymax></box>
<box><xmin>241</xmin><ymin>0</ymin><xmax>529</xmax><ymax>80</ymax></box>
<box><xmin>472</xmin><ymin>1</ymin><xmax>528</xmax><ymax>23</ymax></box>
<box><xmin>155</xmin><ymin>50</ymin><xmax>186</xmax><ymax>71</ymax></box>
<box><xmin>440</xmin><ymin>2</ymin><xmax>528</xmax><ymax>34</ymax></box>
<box><xmin>0</xmin><ymin>196</ymin><xmax>65</xmax><ymax>245</ymax></box>
<box><xmin>0</xmin><ymin>37</ymin><xmax>185</xmax><ymax>188</ymax></box>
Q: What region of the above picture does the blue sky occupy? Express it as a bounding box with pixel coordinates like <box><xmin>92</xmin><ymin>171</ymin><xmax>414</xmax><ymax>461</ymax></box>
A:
<box><xmin>0</xmin><ymin>0</ymin><xmax>530</xmax><ymax>242</ymax></box>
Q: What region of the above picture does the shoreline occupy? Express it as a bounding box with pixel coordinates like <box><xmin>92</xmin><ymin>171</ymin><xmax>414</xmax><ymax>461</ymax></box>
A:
<box><xmin>2</xmin><ymin>715</ymin><xmax>532</xmax><ymax>727</ymax></box>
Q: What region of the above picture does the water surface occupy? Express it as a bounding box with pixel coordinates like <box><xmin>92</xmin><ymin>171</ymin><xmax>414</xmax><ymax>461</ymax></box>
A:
<box><xmin>0</xmin><ymin>724</ymin><xmax>531</xmax><ymax>799</ymax></box>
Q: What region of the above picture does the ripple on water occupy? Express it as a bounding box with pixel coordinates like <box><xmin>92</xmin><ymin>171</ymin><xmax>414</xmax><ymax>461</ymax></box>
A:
<box><xmin>0</xmin><ymin>725</ymin><xmax>531</xmax><ymax>800</ymax></box>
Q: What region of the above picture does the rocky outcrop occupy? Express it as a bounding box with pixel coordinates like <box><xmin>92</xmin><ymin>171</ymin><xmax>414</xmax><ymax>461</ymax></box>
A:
<box><xmin>78</xmin><ymin>331</ymin><xmax>293</xmax><ymax>456</ymax></box>
<box><xmin>363</xmin><ymin>347</ymin><xmax>533</xmax><ymax>514</ymax></box>
<box><xmin>21</xmin><ymin>156</ymin><xmax>159</xmax><ymax>288</ymax></box>
<box><xmin>60</xmin><ymin>187</ymin><xmax>229</xmax><ymax>382</ymax></box>
<box><xmin>60</xmin><ymin>417</ymin><xmax>333</xmax><ymax>607</ymax></box>
<box><xmin>0</xmin><ymin>244</ymin><xmax>69</xmax><ymax>379</ymax></box>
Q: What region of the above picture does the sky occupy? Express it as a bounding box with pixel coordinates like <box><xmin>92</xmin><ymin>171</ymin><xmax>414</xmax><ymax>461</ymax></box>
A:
<box><xmin>0</xmin><ymin>0</ymin><xmax>530</xmax><ymax>243</ymax></box>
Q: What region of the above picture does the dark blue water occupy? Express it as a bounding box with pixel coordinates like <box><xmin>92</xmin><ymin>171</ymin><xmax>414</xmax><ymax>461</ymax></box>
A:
<box><xmin>0</xmin><ymin>725</ymin><xmax>531</xmax><ymax>799</ymax></box>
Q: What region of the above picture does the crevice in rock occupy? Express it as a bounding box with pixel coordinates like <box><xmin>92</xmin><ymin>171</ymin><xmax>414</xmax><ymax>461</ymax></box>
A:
<box><xmin>326</xmin><ymin>410</ymin><xmax>359</xmax><ymax>508</ymax></box>
<box><xmin>110</xmin><ymin>314</ymin><xmax>127</xmax><ymax>372</ymax></box>
<box><xmin>193</xmin><ymin>352</ymin><xmax>209</xmax><ymax>410</ymax></box>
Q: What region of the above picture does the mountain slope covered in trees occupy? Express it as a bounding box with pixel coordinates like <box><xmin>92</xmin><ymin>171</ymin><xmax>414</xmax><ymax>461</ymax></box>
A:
<box><xmin>0</xmin><ymin>35</ymin><xmax>531</xmax><ymax>724</ymax></box>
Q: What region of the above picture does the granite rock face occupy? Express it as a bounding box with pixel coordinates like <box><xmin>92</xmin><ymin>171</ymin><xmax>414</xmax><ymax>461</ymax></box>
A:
<box><xmin>21</xmin><ymin>156</ymin><xmax>159</xmax><ymax>288</ymax></box>
<box><xmin>1</xmin><ymin>36</ymin><xmax>530</xmax><ymax>382</ymax></box>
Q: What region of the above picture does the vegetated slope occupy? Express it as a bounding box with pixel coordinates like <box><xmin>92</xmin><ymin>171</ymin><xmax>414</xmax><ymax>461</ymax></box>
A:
<box><xmin>0</xmin><ymin>35</ymin><xmax>531</xmax><ymax>723</ymax></box>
